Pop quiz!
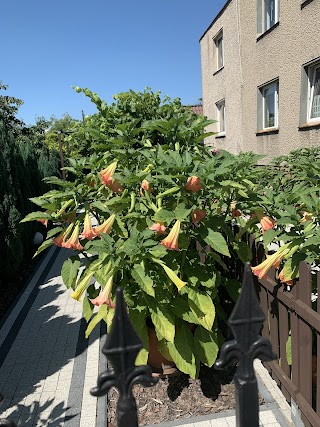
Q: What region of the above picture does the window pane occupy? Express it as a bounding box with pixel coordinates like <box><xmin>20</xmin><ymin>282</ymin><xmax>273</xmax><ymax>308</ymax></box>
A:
<box><xmin>264</xmin><ymin>84</ymin><xmax>276</xmax><ymax>128</ymax></box>
<box><xmin>216</xmin><ymin>101</ymin><xmax>225</xmax><ymax>133</ymax></box>
<box><xmin>216</xmin><ymin>37</ymin><xmax>223</xmax><ymax>69</ymax></box>
<box><xmin>311</xmin><ymin>68</ymin><xmax>320</xmax><ymax>119</ymax></box>
<box><xmin>264</xmin><ymin>0</ymin><xmax>276</xmax><ymax>31</ymax></box>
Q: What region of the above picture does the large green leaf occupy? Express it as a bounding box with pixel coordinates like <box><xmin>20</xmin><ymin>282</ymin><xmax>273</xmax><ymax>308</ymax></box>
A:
<box><xmin>188</xmin><ymin>290</ymin><xmax>215</xmax><ymax>331</ymax></box>
<box><xmin>85</xmin><ymin>305</ymin><xmax>108</xmax><ymax>338</ymax></box>
<box><xmin>150</xmin><ymin>305</ymin><xmax>175</xmax><ymax>342</ymax></box>
<box><xmin>200</xmin><ymin>229</ymin><xmax>230</xmax><ymax>257</ymax></box>
<box><xmin>153</xmin><ymin>209</ymin><xmax>175</xmax><ymax>224</ymax></box>
<box><xmin>132</xmin><ymin>264</ymin><xmax>155</xmax><ymax>297</ymax></box>
<box><xmin>194</xmin><ymin>326</ymin><xmax>219</xmax><ymax>367</ymax></box>
<box><xmin>20</xmin><ymin>211</ymin><xmax>53</xmax><ymax>223</ymax></box>
<box><xmin>33</xmin><ymin>239</ymin><xmax>53</xmax><ymax>258</ymax></box>
<box><xmin>83</xmin><ymin>296</ymin><xmax>94</xmax><ymax>322</ymax></box>
<box><xmin>167</xmin><ymin>323</ymin><xmax>197</xmax><ymax>378</ymax></box>
<box><xmin>61</xmin><ymin>256</ymin><xmax>81</xmax><ymax>289</ymax></box>
<box><xmin>171</xmin><ymin>298</ymin><xmax>198</xmax><ymax>324</ymax></box>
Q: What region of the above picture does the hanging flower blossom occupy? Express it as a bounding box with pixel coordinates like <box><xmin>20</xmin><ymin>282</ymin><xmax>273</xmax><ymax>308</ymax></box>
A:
<box><xmin>141</xmin><ymin>180</ymin><xmax>150</xmax><ymax>192</ymax></box>
<box><xmin>255</xmin><ymin>211</ymin><xmax>275</xmax><ymax>233</ymax></box>
<box><xmin>108</xmin><ymin>179</ymin><xmax>124</xmax><ymax>193</ymax></box>
<box><xmin>89</xmin><ymin>276</ymin><xmax>115</xmax><ymax>308</ymax></box>
<box><xmin>100</xmin><ymin>161</ymin><xmax>117</xmax><ymax>185</ymax></box>
<box><xmin>301</xmin><ymin>212</ymin><xmax>314</xmax><ymax>223</ymax></box>
<box><xmin>63</xmin><ymin>223</ymin><xmax>84</xmax><ymax>251</ymax></box>
<box><xmin>185</xmin><ymin>176</ymin><xmax>202</xmax><ymax>192</ymax></box>
<box><xmin>251</xmin><ymin>245</ymin><xmax>291</xmax><ymax>279</ymax></box>
<box><xmin>191</xmin><ymin>209</ymin><xmax>206</xmax><ymax>224</ymax></box>
<box><xmin>260</xmin><ymin>216</ymin><xmax>275</xmax><ymax>233</ymax></box>
<box><xmin>80</xmin><ymin>213</ymin><xmax>97</xmax><ymax>240</ymax></box>
<box><xmin>53</xmin><ymin>223</ymin><xmax>74</xmax><ymax>247</ymax></box>
<box><xmin>63</xmin><ymin>211</ymin><xmax>76</xmax><ymax>224</ymax></box>
<box><xmin>149</xmin><ymin>222</ymin><xmax>167</xmax><ymax>235</ymax></box>
<box><xmin>93</xmin><ymin>214</ymin><xmax>116</xmax><ymax>237</ymax></box>
<box><xmin>37</xmin><ymin>210</ymin><xmax>51</xmax><ymax>227</ymax></box>
<box><xmin>230</xmin><ymin>202</ymin><xmax>241</xmax><ymax>218</ymax></box>
<box><xmin>278</xmin><ymin>269</ymin><xmax>294</xmax><ymax>286</ymax></box>
<box><xmin>161</xmin><ymin>220</ymin><xmax>181</xmax><ymax>251</ymax></box>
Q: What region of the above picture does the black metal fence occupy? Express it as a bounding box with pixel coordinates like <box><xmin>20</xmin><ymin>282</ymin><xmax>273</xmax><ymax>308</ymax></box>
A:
<box><xmin>0</xmin><ymin>263</ymin><xmax>276</xmax><ymax>427</ymax></box>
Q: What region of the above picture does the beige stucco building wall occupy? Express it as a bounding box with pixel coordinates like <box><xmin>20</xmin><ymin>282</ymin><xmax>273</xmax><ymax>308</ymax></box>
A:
<box><xmin>200</xmin><ymin>0</ymin><xmax>320</xmax><ymax>161</ymax></box>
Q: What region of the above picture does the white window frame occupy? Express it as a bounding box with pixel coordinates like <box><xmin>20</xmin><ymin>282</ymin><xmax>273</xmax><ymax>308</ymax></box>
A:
<box><xmin>307</xmin><ymin>63</ymin><xmax>320</xmax><ymax>123</ymax></box>
<box><xmin>213</xmin><ymin>30</ymin><xmax>224</xmax><ymax>71</ymax></box>
<box><xmin>215</xmin><ymin>99</ymin><xmax>226</xmax><ymax>135</ymax></box>
<box><xmin>261</xmin><ymin>81</ymin><xmax>279</xmax><ymax>130</ymax></box>
<box><xmin>258</xmin><ymin>0</ymin><xmax>279</xmax><ymax>34</ymax></box>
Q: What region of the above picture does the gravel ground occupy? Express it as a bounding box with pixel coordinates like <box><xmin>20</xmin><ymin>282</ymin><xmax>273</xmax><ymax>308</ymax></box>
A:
<box><xmin>107</xmin><ymin>365</ymin><xmax>255</xmax><ymax>426</ymax></box>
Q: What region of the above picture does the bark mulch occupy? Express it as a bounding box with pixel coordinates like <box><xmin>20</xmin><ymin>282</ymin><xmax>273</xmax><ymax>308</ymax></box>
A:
<box><xmin>107</xmin><ymin>365</ymin><xmax>264</xmax><ymax>426</ymax></box>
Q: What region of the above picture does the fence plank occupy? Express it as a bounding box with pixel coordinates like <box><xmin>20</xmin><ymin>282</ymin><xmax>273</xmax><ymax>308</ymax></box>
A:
<box><xmin>291</xmin><ymin>284</ymin><xmax>300</xmax><ymax>393</ymax></box>
<box><xmin>298</xmin><ymin>262</ymin><xmax>312</xmax><ymax>406</ymax></box>
<box><xmin>317</xmin><ymin>271</ymin><xmax>320</xmax><ymax>413</ymax></box>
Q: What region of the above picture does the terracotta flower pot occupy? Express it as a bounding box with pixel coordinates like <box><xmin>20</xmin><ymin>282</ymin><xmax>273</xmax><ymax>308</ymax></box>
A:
<box><xmin>147</xmin><ymin>328</ymin><xmax>178</xmax><ymax>377</ymax></box>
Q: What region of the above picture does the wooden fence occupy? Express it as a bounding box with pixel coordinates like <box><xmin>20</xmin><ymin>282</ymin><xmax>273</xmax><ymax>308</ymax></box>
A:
<box><xmin>254</xmin><ymin>243</ymin><xmax>320</xmax><ymax>427</ymax></box>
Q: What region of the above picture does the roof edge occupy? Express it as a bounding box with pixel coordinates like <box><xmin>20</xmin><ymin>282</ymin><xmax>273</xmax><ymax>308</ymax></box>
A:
<box><xmin>199</xmin><ymin>0</ymin><xmax>232</xmax><ymax>42</ymax></box>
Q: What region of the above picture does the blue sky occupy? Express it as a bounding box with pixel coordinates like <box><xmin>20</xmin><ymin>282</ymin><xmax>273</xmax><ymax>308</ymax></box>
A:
<box><xmin>2</xmin><ymin>0</ymin><xmax>226</xmax><ymax>125</ymax></box>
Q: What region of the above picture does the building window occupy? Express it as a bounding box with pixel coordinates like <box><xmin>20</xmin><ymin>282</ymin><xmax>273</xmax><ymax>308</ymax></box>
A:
<box><xmin>215</xmin><ymin>99</ymin><xmax>226</xmax><ymax>134</ymax></box>
<box><xmin>300</xmin><ymin>58</ymin><xmax>320</xmax><ymax>126</ymax></box>
<box><xmin>308</xmin><ymin>64</ymin><xmax>320</xmax><ymax>122</ymax></box>
<box><xmin>257</xmin><ymin>0</ymin><xmax>279</xmax><ymax>35</ymax></box>
<box><xmin>213</xmin><ymin>30</ymin><xmax>224</xmax><ymax>71</ymax></box>
<box><xmin>257</xmin><ymin>80</ymin><xmax>279</xmax><ymax>131</ymax></box>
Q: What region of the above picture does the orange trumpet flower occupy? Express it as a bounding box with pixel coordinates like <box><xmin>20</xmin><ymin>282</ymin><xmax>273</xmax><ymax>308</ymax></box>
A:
<box><xmin>278</xmin><ymin>269</ymin><xmax>294</xmax><ymax>286</ymax></box>
<box><xmin>191</xmin><ymin>209</ymin><xmax>206</xmax><ymax>224</ymax></box>
<box><xmin>100</xmin><ymin>161</ymin><xmax>117</xmax><ymax>185</ymax></box>
<box><xmin>93</xmin><ymin>214</ymin><xmax>116</xmax><ymax>237</ymax></box>
<box><xmin>185</xmin><ymin>176</ymin><xmax>202</xmax><ymax>192</ymax></box>
<box><xmin>80</xmin><ymin>213</ymin><xmax>97</xmax><ymax>240</ymax></box>
<box><xmin>149</xmin><ymin>222</ymin><xmax>167</xmax><ymax>235</ymax></box>
<box><xmin>63</xmin><ymin>223</ymin><xmax>84</xmax><ymax>251</ymax></box>
<box><xmin>53</xmin><ymin>223</ymin><xmax>74</xmax><ymax>247</ymax></box>
<box><xmin>161</xmin><ymin>220</ymin><xmax>181</xmax><ymax>251</ymax></box>
<box><xmin>89</xmin><ymin>276</ymin><xmax>115</xmax><ymax>308</ymax></box>
<box><xmin>251</xmin><ymin>245</ymin><xmax>290</xmax><ymax>279</ymax></box>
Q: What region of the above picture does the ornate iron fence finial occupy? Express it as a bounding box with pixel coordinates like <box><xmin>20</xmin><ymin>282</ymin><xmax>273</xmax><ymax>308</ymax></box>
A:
<box><xmin>214</xmin><ymin>263</ymin><xmax>277</xmax><ymax>427</ymax></box>
<box><xmin>91</xmin><ymin>287</ymin><xmax>158</xmax><ymax>427</ymax></box>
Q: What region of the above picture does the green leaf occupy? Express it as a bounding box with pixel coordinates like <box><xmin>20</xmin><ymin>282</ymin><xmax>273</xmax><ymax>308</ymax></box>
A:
<box><xmin>200</xmin><ymin>229</ymin><xmax>230</xmax><ymax>257</ymax></box>
<box><xmin>263</xmin><ymin>229</ymin><xmax>277</xmax><ymax>247</ymax></box>
<box><xmin>286</xmin><ymin>335</ymin><xmax>292</xmax><ymax>365</ymax></box>
<box><xmin>174</xmin><ymin>204</ymin><xmax>193</xmax><ymax>221</ymax></box>
<box><xmin>234</xmin><ymin>241</ymin><xmax>252</xmax><ymax>263</ymax></box>
<box><xmin>61</xmin><ymin>256</ymin><xmax>81</xmax><ymax>289</ymax></box>
<box><xmin>33</xmin><ymin>239</ymin><xmax>53</xmax><ymax>258</ymax></box>
<box><xmin>153</xmin><ymin>209</ymin><xmax>175</xmax><ymax>224</ymax></box>
<box><xmin>83</xmin><ymin>296</ymin><xmax>94</xmax><ymax>322</ymax></box>
<box><xmin>46</xmin><ymin>227</ymin><xmax>63</xmax><ymax>239</ymax></box>
<box><xmin>188</xmin><ymin>290</ymin><xmax>215</xmax><ymax>331</ymax></box>
<box><xmin>194</xmin><ymin>326</ymin><xmax>219</xmax><ymax>367</ymax></box>
<box><xmin>171</xmin><ymin>298</ymin><xmax>198</xmax><ymax>324</ymax></box>
<box><xmin>85</xmin><ymin>305</ymin><xmax>108</xmax><ymax>338</ymax></box>
<box><xmin>220</xmin><ymin>180</ymin><xmax>246</xmax><ymax>189</ymax></box>
<box><xmin>149</xmin><ymin>245</ymin><xmax>167</xmax><ymax>258</ymax></box>
<box><xmin>132</xmin><ymin>264</ymin><xmax>155</xmax><ymax>297</ymax></box>
<box><xmin>225</xmin><ymin>279</ymin><xmax>241</xmax><ymax>302</ymax></box>
<box><xmin>150</xmin><ymin>305</ymin><xmax>175</xmax><ymax>342</ymax></box>
<box><xmin>20</xmin><ymin>211</ymin><xmax>52</xmax><ymax>223</ymax></box>
<box><xmin>167</xmin><ymin>323</ymin><xmax>197</xmax><ymax>378</ymax></box>
<box><xmin>135</xmin><ymin>348</ymin><xmax>149</xmax><ymax>366</ymax></box>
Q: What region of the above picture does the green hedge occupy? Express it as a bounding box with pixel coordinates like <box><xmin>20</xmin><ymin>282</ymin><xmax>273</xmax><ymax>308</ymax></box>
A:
<box><xmin>0</xmin><ymin>120</ymin><xmax>59</xmax><ymax>281</ymax></box>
